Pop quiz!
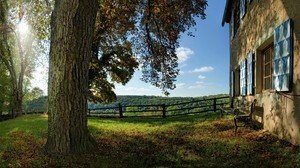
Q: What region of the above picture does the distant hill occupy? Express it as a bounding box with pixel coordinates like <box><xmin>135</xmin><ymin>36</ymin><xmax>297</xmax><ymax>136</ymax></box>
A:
<box><xmin>25</xmin><ymin>94</ymin><xmax>229</xmax><ymax>113</ymax></box>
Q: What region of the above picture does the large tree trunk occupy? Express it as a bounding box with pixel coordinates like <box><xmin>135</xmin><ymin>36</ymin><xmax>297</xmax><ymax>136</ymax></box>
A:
<box><xmin>44</xmin><ymin>0</ymin><xmax>98</xmax><ymax>155</ymax></box>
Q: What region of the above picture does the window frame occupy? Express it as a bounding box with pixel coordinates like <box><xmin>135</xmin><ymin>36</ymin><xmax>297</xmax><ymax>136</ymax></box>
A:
<box><xmin>262</xmin><ymin>43</ymin><xmax>274</xmax><ymax>91</ymax></box>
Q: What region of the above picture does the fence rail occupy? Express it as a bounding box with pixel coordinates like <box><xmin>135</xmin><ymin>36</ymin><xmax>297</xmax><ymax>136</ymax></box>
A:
<box><xmin>88</xmin><ymin>96</ymin><xmax>230</xmax><ymax>118</ymax></box>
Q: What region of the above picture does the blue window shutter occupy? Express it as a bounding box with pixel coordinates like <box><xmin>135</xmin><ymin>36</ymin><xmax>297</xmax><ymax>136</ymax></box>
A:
<box><xmin>273</xmin><ymin>19</ymin><xmax>292</xmax><ymax>92</ymax></box>
<box><xmin>240</xmin><ymin>0</ymin><xmax>246</xmax><ymax>19</ymax></box>
<box><xmin>247</xmin><ymin>52</ymin><xmax>254</xmax><ymax>95</ymax></box>
<box><xmin>240</xmin><ymin>59</ymin><xmax>247</xmax><ymax>96</ymax></box>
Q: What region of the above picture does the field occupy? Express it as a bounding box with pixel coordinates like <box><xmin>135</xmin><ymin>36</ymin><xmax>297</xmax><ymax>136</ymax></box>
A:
<box><xmin>0</xmin><ymin>114</ymin><xmax>300</xmax><ymax>167</ymax></box>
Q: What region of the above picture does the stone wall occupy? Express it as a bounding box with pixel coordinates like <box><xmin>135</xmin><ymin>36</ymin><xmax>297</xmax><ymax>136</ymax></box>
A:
<box><xmin>229</xmin><ymin>0</ymin><xmax>300</xmax><ymax>145</ymax></box>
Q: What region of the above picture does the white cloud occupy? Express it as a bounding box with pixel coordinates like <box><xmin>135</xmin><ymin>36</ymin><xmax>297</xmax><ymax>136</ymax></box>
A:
<box><xmin>188</xmin><ymin>81</ymin><xmax>207</xmax><ymax>89</ymax></box>
<box><xmin>198</xmin><ymin>75</ymin><xmax>206</xmax><ymax>79</ymax></box>
<box><xmin>190</xmin><ymin>66</ymin><xmax>214</xmax><ymax>73</ymax></box>
<box><xmin>176</xmin><ymin>47</ymin><xmax>194</xmax><ymax>64</ymax></box>
<box><xmin>125</xmin><ymin>87</ymin><xmax>151</xmax><ymax>92</ymax></box>
<box><xmin>115</xmin><ymin>85</ymin><xmax>162</xmax><ymax>96</ymax></box>
<box><xmin>188</xmin><ymin>84</ymin><xmax>205</xmax><ymax>89</ymax></box>
<box><xmin>176</xmin><ymin>83</ymin><xmax>186</xmax><ymax>89</ymax></box>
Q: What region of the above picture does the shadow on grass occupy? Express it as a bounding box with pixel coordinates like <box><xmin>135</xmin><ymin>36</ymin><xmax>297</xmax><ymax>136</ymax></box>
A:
<box><xmin>1</xmin><ymin>114</ymin><xmax>300</xmax><ymax>167</ymax></box>
<box><xmin>87</xmin><ymin>114</ymin><xmax>300</xmax><ymax>167</ymax></box>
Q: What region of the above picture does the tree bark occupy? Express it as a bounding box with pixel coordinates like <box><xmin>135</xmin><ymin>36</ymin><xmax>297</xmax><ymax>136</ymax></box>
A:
<box><xmin>44</xmin><ymin>0</ymin><xmax>98</xmax><ymax>155</ymax></box>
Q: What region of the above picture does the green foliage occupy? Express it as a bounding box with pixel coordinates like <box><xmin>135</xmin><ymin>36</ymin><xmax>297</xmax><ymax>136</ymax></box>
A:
<box><xmin>25</xmin><ymin>96</ymin><xmax>47</xmax><ymax>113</ymax></box>
<box><xmin>0</xmin><ymin>63</ymin><xmax>11</xmax><ymax>113</ymax></box>
<box><xmin>1</xmin><ymin>114</ymin><xmax>300</xmax><ymax>167</ymax></box>
<box><xmin>89</xmin><ymin>93</ymin><xmax>229</xmax><ymax>108</ymax></box>
<box><xmin>23</xmin><ymin>87</ymin><xmax>44</xmax><ymax>108</ymax></box>
<box><xmin>0</xmin><ymin>0</ymin><xmax>51</xmax><ymax>115</ymax></box>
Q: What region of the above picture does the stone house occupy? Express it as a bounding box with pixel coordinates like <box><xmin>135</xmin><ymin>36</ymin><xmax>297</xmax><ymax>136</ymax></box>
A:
<box><xmin>222</xmin><ymin>0</ymin><xmax>300</xmax><ymax>145</ymax></box>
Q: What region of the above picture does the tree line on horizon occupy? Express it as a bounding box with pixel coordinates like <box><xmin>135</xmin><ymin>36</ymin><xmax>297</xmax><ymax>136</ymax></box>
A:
<box><xmin>25</xmin><ymin>94</ymin><xmax>229</xmax><ymax>113</ymax></box>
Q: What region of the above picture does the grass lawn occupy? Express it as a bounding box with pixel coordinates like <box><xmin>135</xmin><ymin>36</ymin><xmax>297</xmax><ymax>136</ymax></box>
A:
<box><xmin>0</xmin><ymin>114</ymin><xmax>300</xmax><ymax>167</ymax></box>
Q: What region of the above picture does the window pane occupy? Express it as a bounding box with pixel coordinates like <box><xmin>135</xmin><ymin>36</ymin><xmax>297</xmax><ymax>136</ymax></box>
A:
<box><xmin>264</xmin><ymin>77</ymin><xmax>271</xmax><ymax>89</ymax></box>
<box><xmin>265</xmin><ymin>64</ymin><xmax>270</xmax><ymax>76</ymax></box>
<box><xmin>265</xmin><ymin>51</ymin><xmax>270</xmax><ymax>62</ymax></box>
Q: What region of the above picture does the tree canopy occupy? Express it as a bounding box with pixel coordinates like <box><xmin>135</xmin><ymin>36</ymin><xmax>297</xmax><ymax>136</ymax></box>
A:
<box><xmin>89</xmin><ymin>0</ymin><xmax>207</xmax><ymax>102</ymax></box>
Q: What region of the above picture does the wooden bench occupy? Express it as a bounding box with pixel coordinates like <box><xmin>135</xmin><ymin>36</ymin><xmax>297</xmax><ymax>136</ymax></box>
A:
<box><xmin>233</xmin><ymin>99</ymin><xmax>256</xmax><ymax>133</ymax></box>
<box><xmin>219</xmin><ymin>98</ymin><xmax>236</xmax><ymax>116</ymax></box>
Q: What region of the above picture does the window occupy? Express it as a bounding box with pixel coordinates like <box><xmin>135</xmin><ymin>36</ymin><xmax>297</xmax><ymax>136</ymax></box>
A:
<box><xmin>262</xmin><ymin>44</ymin><xmax>273</xmax><ymax>90</ymax></box>
<box><xmin>233</xmin><ymin>1</ymin><xmax>240</xmax><ymax>35</ymax></box>
<box><xmin>232</xmin><ymin>0</ymin><xmax>245</xmax><ymax>38</ymax></box>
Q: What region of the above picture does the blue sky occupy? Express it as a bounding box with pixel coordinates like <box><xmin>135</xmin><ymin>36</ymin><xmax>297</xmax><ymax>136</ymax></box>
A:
<box><xmin>115</xmin><ymin>0</ymin><xmax>230</xmax><ymax>97</ymax></box>
<box><xmin>32</xmin><ymin>0</ymin><xmax>229</xmax><ymax>97</ymax></box>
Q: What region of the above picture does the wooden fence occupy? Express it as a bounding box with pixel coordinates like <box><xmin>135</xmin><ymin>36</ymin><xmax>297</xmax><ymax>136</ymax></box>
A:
<box><xmin>88</xmin><ymin>96</ymin><xmax>230</xmax><ymax>118</ymax></box>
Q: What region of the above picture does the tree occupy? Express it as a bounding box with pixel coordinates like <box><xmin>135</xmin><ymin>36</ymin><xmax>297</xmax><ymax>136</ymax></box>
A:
<box><xmin>44</xmin><ymin>0</ymin><xmax>99</xmax><ymax>155</ymax></box>
<box><xmin>45</xmin><ymin>0</ymin><xmax>207</xmax><ymax>155</ymax></box>
<box><xmin>0</xmin><ymin>0</ymin><xmax>51</xmax><ymax>117</ymax></box>
<box><xmin>0</xmin><ymin>1</ymin><xmax>11</xmax><ymax>117</ymax></box>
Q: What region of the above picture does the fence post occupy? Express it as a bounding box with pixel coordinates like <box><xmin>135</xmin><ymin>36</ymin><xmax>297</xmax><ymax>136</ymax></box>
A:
<box><xmin>119</xmin><ymin>103</ymin><xmax>123</xmax><ymax>118</ymax></box>
<box><xmin>162</xmin><ymin>104</ymin><xmax>166</xmax><ymax>118</ymax></box>
<box><xmin>213</xmin><ymin>98</ymin><xmax>217</xmax><ymax>112</ymax></box>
